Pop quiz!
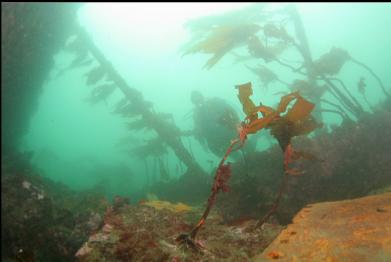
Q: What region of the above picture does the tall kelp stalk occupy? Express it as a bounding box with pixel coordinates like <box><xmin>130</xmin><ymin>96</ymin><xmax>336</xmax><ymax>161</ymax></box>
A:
<box><xmin>1</xmin><ymin>3</ymin><xmax>81</xmax><ymax>154</ymax></box>
<box><xmin>177</xmin><ymin>82</ymin><xmax>321</xmax><ymax>250</ymax></box>
<box><xmin>73</xmin><ymin>27</ymin><xmax>205</xmax><ymax>178</ymax></box>
<box><xmin>286</xmin><ymin>5</ymin><xmax>364</xmax><ymax>119</ymax></box>
<box><xmin>176</xmin><ymin>139</ymin><xmax>240</xmax><ymax>251</ymax></box>
<box><xmin>286</xmin><ymin>5</ymin><xmax>317</xmax><ymax>101</ymax></box>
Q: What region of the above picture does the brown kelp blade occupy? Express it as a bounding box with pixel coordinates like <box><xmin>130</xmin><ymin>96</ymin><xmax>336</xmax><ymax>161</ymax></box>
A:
<box><xmin>285</xmin><ymin>96</ymin><xmax>315</xmax><ymax>122</ymax></box>
<box><xmin>236</xmin><ymin>82</ymin><xmax>257</xmax><ymax>118</ymax></box>
<box><xmin>245</xmin><ymin>114</ymin><xmax>276</xmax><ymax>134</ymax></box>
<box><xmin>276</xmin><ymin>91</ymin><xmax>299</xmax><ymax>114</ymax></box>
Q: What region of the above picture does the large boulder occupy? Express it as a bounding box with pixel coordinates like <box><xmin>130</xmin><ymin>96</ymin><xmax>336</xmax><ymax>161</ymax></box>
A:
<box><xmin>254</xmin><ymin>193</ymin><xmax>391</xmax><ymax>261</ymax></box>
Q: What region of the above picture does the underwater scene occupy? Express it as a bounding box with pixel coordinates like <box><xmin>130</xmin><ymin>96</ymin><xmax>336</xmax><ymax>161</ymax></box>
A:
<box><xmin>2</xmin><ymin>2</ymin><xmax>391</xmax><ymax>261</ymax></box>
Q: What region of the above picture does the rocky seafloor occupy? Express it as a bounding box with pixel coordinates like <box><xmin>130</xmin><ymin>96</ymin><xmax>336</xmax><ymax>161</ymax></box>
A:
<box><xmin>74</xmin><ymin>200</ymin><xmax>283</xmax><ymax>261</ymax></box>
<box><xmin>2</xmin><ymin>150</ymin><xmax>390</xmax><ymax>261</ymax></box>
<box><xmin>2</xmin><ymin>99</ymin><xmax>391</xmax><ymax>261</ymax></box>
<box><xmin>74</xmin><ymin>192</ymin><xmax>391</xmax><ymax>262</ymax></box>
<box><xmin>1</xmin><ymin>151</ymin><xmax>109</xmax><ymax>261</ymax></box>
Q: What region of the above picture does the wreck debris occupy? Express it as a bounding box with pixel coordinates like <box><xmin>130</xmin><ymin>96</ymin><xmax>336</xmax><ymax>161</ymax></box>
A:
<box><xmin>74</xmin><ymin>26</ymin><xmax>206</xmax><ymax>177</ymax></box>
<box><xmin>1</xmin><ymin>2</ymin><xmax>81</xmax><ymax>151</ymax></box>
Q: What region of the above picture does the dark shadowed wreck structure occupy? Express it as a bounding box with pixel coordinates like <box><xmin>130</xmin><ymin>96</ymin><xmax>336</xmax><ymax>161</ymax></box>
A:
<box><xmin>1</xmin><ymin>3</ymin><xmax>81</xmax><ymax>153</ymax></box>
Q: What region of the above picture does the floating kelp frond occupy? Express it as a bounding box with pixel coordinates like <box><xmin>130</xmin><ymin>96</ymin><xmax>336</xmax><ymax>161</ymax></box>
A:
<box><xmin>55</xmin><ymin>48</ymin><xmax>92</xmax><ymax>79</ymax></box>
<box><xmin>115</xmin><ymin>135</ymin><xmax>140</xmax><ymax>148</ymax></box>
<box><xmin>263</xmin><ymin>22</ymin><xmax>293</xmax><ymax>42</ymax></box>
<box><xmin>245</xmin><ymin>64</ymin><xmax>279</xmax><ymax>88</ymax></box>
<box><xmin>64</xmin><ymin>35</ymin><xmax>87</xmax><ymax>56</ymax></box>
<box><xmin>113</xmin><ymin>103</ymin><xmax>140</xmax><ymax>118</ymax></box>
<box><xmin>230</xmin><ymin>51</ymin><xmax>254</xmax><ymax>64</ymax></box>
<box><xmin>290</xmin><ymin>79</ymin><xmax>327</xmax><ymax>99</ymax></box>
<box><xmin>85</xmin><ymin>65</ymin><xmax>106</xmax><ymax>86</ymax></box>
<box><xmin>69</xmin><ymin>54</ymin><xmax>93</xmax><ymax>69</ymax></box>
<box><xmin>84</xmin><ymin>83</ymin><xmax>116</xmax><ymax>105</ymax></box>
<box><xmin>183</xmin><ymin>23</ymin><xmax>261</xmax><ymax>69</ymax></box>
<box><xmin>129</xmin><ymin>138</ymin><xmax>168</xmax><ymax>159</ymax></box>
<box><xmin>247</xmin><ymin>35</ymin><xmax>284</xmax><ymax>62</ymax></box>
<box><xmin>112</xmin><ymin>97</ymin><xmax>129</xmax><ymax>112</ymax></box>
<box><xmin>127</xmin><ymin>118</ymin><xmax>151</xmax><ymax>131</ymax></box>
<box><xmin>91</xmin><ymin>83</ymin><xmax>116</xmax><ymax>97</ymax></box>
<box><xmin>112</xmin><ymin>100</ymin><xmax>152</xmax><ymax>118</ymax></box>
<box><xmin>313</xmin><ymin>47</ymin><xmax>350</xmax><ymax>75</ymax></box>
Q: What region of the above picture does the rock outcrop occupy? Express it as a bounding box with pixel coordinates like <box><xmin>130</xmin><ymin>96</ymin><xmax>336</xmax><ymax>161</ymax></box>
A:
<box><xmin>254</xmin><ymin>193</ymin><xmax>391</xmax><ymax>261</ymax></box>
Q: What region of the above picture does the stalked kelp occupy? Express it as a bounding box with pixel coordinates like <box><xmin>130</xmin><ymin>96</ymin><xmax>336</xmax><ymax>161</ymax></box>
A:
<box><xmin>182</xmin><ymin>4</ymin><xmax>389</xmax><ymax>123</ymax></box>
<box><xmin>176</xmin><ymin>81</ymin><xmax>321</xmax><ymax>250</ymax></box>
<box><xmin>126</xmin><ymin>137</ymin><xmax>169</xmax><ymax>187</ymax></box>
